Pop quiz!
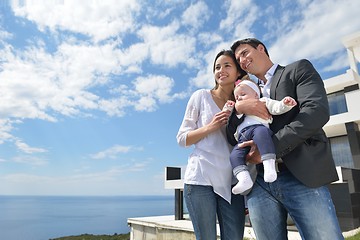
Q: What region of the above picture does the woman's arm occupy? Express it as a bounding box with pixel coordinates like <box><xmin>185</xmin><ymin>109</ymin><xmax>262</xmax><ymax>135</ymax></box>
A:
<box><xmin>177</xmin><ymin>90</ymin><xmax>231</xmax><ymax>147</ymax></box>
<box><xmin>185</xmin><ymin>110</ymin><xmax>230</xmax><ymax>146</ymax></box>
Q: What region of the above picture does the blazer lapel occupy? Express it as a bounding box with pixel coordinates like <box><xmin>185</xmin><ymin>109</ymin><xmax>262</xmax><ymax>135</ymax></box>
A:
<box><xmin>270</xmin><ymin>65</ymin><xmax>285</xmax><ymax>99</ymax></box>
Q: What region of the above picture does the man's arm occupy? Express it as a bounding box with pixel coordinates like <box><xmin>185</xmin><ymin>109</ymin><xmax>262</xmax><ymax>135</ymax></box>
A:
<box><xmin>235</xmin><ymin>98</ymin><xmax>270</xmax><ymax>119</ymax></box>
<box><xmin>272</xmin><ymin>59</ymin><xmax>330</xmax><ymax>158</ymax></box>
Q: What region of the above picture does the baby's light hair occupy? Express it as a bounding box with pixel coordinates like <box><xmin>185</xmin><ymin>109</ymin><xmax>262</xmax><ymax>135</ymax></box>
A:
<box><xmin>235</xmin><ymin>80</ymin><xmax>260</xmax><ymax>97</ymax></box>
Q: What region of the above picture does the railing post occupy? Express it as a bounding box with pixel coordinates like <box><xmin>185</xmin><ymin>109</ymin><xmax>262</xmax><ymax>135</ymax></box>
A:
<box><xmin>165</xmin><ymin>167</ymin><xmax>184</xmax><ymax>220</ymax></box>
<box><xmin>175</xmin><ymin>189</ymin><xmax>183</xmax><ymax>220</ymax></box>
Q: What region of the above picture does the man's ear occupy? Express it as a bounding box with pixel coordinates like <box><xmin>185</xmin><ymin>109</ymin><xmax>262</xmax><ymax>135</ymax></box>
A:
<box><xmin>257</xmin><ymin>44</ymin><xmax>266</xmax><ymax>53</ymax></box>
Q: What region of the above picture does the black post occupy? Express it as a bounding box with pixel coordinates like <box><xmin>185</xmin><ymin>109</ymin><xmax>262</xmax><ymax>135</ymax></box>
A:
<box><xmin>165</xmin><ymin>167</ymin><xmax>183</xmax><ymax>220</ymax></box>
<box><xmin>175</xmin><ymin>189</ymin><xmax>183</xmax><ymax>220</ymax></box>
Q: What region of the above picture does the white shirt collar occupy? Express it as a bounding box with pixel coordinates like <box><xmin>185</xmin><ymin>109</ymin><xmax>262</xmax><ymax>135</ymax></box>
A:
<box><xmin>261</xmin><ymin>64</ymin><xmax>278</xmax><ymax>98</ymax></box>
<box><xmin>264</xmin><ymin>63</ymin><xmax>278</xmax><ymax>81</ymax></box>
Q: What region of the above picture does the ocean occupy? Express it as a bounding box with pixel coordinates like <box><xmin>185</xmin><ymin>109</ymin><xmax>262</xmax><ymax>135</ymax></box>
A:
<box><xmin>0</xmin><ymin>195</ymin><xmax>173</xmax><ymax>240</ymax></box>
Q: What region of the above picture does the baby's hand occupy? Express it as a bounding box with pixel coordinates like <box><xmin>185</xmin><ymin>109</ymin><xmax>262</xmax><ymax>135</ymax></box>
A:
<box><xmin>222</xmin><ymin>100</ymin><xmax>235</xmax><ymax>112</ymax></box>
<box><xmin>283</xmin><ymin>97</ymin><xmax>297</xmax><ymax>107</ymax></box>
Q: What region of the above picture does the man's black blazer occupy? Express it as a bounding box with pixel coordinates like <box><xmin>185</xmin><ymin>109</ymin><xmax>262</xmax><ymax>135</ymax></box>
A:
<box><xmin>226</xmin><ymin>59</ymin><xmax>338</xmax><ymax>188</ymax></box>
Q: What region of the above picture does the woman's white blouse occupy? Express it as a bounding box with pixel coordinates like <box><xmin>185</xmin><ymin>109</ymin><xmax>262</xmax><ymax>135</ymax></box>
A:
<box><xmin>176</xmin><ymin>89</ymin><xmax>235</xmax><ymax>203</ymax></box>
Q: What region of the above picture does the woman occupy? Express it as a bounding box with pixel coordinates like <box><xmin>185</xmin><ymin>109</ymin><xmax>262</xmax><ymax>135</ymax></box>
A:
<box><xmin>176</xmin><ymin>50</ymin><xmax>247</xmax><ymax>240</ymax></box>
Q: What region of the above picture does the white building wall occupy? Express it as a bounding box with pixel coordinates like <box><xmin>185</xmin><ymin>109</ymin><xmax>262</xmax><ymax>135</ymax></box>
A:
<box><xmin>323</xmin><ymin>32</ymin><xmax>360</xmax><ymax>138</ymax></box>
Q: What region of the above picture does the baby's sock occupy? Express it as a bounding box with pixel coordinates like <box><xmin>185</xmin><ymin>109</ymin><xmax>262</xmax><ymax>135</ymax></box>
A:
<box><xmin>263</xmin><ymin>159</ymin><xmax>277</xmax><ymax>182</ymax></box>
<box><xmin>232</xmin><ymin>171</ymin><xmax>253</xmax><ymax>195</ymax></box>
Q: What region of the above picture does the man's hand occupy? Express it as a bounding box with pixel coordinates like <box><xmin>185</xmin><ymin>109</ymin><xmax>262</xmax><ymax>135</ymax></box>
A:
<box><xmin>235</xmin><ymin>99</ymin><xmax>270</xmax><ymax>120</ymax></box>
<box><xmin>239</xmin><ymin>140</ymin><xmax>262</xmax><ymax>164</ymax></box>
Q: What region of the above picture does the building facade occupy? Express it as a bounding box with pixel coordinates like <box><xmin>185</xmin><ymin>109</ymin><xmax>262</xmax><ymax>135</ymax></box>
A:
<box><xmin>323</xmin><ymin>31</ymin><xmax>360</xmax><ymax>231</ymax></box>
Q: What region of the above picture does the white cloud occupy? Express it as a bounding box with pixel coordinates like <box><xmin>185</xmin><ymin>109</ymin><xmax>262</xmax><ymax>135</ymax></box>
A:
<box><xmin>181</xmin><ymin>1</ymin><xmax>210</xmax><ymax>30</ymax></box>
<box><xmin>135</xmin><ymin>96</ymin><xmax>157</xmax><ymax>112</ymax></box>
<box><xmin>220</xmin><ymin>0</ymin><xmax>258</xmax><ymax>39</ymax></box>
<box><xmin>90</xmin><ymin>144</ymin><xmax>140</xmax><ymax>160</ymax></box>
<box><xmin>0</xmin><ymin>164</ymin><xmax>168</xmax><ymax>196</ymax></box>
<box><xmin>135</xmin><ymin>74</ymin><xmax>175</xmax><ymax>103</ymax></box>
<box><xmin>190</xmin><ymin>68</ymin><xmax>214</xmax><ymax>89</ymax></box>
<box><xmin>55</xmin><ymin>41</ymin><xmax>122</xmax><ymax>88</ymax></box>
<box><xmin>1</xmin><ymin>173</ymin><xmax>52</xmax><ymax>183</ymax></box>
<box><xmin>0</xmin><ymin>1</ymin><xmax>192</xmax><ymax>128</ymax></box>
<box><xmin>15</xmin><ymin>140</ymin><xmax>47</xmax><ymax>154</ymax></box>
<box><xmin>117</xmin><ymin>42</ymin><xmax>149</xmax><ymax>74</ymax></box>
<box><xmin>137</xmin><ymin>21</ymin><xmax>197</xmax><ymax>68</ymax></box>
<box><xmin>98</xmin><ymin>74</ymin><xmax>177</xmax><ymax>114</ymax></box>
<box><xmin>0</xmin><ymin>39</ymin><xmax>129</xmax><ymax>121</ymax></box>
<box><xmin>0</xmin><ymin>28</ymin><xmax>13</xmax><ymax>41</ymax></box>
<box><xmin>2</xmin><ymin>0</ymin><xmax>356</xmax><ymax>126</ymax></box>
<box><xmin>11</xmin><ymin>0</ymin><xmax>141</xmax><ymax>42</ymax></box>
<box><xmin>323</xmin><ymin>52</ymin><xmax>350</xmax><ymax>72</ymax></box>
<box><xmin>0</xmin><ymin>119</ymin><xmax>15</xmax><ymax>144</ymax></box>
<box><xmin>269</xmin><ymin>0</ymin><xmax>360</xmax><ymax>69</ymax></box>
<box><xmin>13</xmin><ymin>155</ymin><xmax>48</xmax><ymax>166</ymax></box>
<box><xmin>0</xmin><ymin>45</ymin><xmax>58</xmax><ymax>121</ymax></box>
<box><xmin>198</xmin><ymin>32</ymin><xmax>223</xmax><ymax>48</ymax></box>
<box><xmin>98</xmin><ymin>97</ymin><xmax>130</xmax><ymax>117</ymax></box>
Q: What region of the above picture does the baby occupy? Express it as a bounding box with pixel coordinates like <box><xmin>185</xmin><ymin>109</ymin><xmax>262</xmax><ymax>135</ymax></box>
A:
<box><xmin>223</xmin><ymin>80</ymin><xmax>297</xmax><ymax>195</ymax></box>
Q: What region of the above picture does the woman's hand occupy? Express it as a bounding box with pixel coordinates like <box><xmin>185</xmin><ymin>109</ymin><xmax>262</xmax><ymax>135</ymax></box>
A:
<box><xmin>185</xmin><ymin>110</ymin><xmax>230</xmax><ymax>146</ymax></box>
<box><xmin>239</xmin><ymin>140</ymin><xmax>262</xmax><ymax>164</ymax></box>
<box><xmin>208</xmin><ymin>110</ymin><xmax>231</xmax><ymax>131</ymax></box>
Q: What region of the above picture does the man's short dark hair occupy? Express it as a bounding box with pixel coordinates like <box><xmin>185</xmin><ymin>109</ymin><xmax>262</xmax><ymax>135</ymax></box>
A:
<box><xmin>231</xmin><ymin>38</ymin><xmax>269</xmax><ymax>57</ymax></box>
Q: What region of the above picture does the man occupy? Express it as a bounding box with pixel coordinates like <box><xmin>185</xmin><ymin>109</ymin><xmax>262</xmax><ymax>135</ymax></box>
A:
<box><xmin>227</xmin><ymin>38</ymin><xmax>343</xmax><ymax>240</ymax></box>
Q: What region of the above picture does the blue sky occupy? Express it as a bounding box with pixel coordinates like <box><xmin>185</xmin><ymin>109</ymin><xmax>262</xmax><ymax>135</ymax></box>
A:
<box><xmin>0</xmin><ymin>0</ymin><xmax>359</xmax><ymax>196</ymax></box>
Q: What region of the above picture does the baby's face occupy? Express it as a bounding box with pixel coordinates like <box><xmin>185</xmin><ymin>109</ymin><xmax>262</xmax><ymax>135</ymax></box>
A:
<box><xmin>234</xmin><ymin>84</ymin><xmax>258</xmax><ymax>101</ymax></box>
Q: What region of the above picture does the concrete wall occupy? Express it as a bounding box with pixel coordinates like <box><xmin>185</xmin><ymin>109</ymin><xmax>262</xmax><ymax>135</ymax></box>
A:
<box><xmin>130</xmin><ymin>224</ymin><xmax>197</xmax><ymax>240</ymax></box>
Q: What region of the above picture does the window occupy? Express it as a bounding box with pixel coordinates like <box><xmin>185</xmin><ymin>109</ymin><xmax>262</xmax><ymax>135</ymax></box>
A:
<box><xmin>328</xmin><ymin>91</ymin><xmax>348</xmax><ymax>115</ymax></box>
<box><xmin>329</xmin><ymin>136</ymin><xmax>353</xmax><ymax>168</ymax></box>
